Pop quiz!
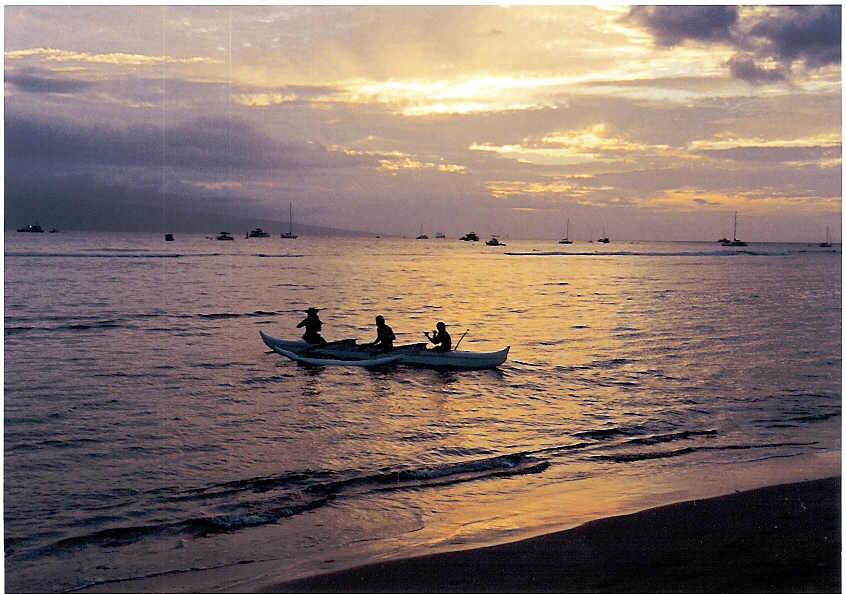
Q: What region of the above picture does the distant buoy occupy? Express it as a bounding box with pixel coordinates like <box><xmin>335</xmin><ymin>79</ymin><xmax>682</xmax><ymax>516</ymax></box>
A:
<box><xmin>164</xmin><ymin>233</ymin><xmax>174</xmax><ymax>241</ymax></box>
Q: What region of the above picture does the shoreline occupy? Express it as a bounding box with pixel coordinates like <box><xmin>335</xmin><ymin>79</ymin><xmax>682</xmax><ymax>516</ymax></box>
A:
<box><xmin>264</xmin><ymin>476</ymin><xmax>840</xmax><ymax>593</ymax></box>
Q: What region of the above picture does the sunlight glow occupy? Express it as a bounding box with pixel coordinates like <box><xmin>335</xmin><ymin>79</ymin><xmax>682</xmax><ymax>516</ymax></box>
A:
<box><xmin>641</xmin><ymin>186</ymin><xmax>842</xmax><ymax>215</ymax></box>
<box><xmin>486</xmin><ymin>179</ymin><xmax>613</xmax><ymax>200</ymax></box>
<box><xmin>328</xmin><ymin>145</ymin><xmax>466</xmax><ymax>173</ymax></box>
<box><xmin>340</xmin><ymin>75</ymin><xmax>581</xmax><ymax>115</ymax></box>
<box><xmin>471</xmin><ymin>124</ymin><xmax>674</xmax><ymax>165</ymax></box>
<box><xmin>689</xmin><ymin>133</ymin><xmax>841</xmax><ymax>151</ymax></box>
<box><xmin>233</xmin><ymin>92</ymin><xmax>298</xmax><ymax>107</ymax></box>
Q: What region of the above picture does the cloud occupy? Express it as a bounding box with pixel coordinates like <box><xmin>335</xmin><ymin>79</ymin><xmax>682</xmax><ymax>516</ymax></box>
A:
<box><xmin>746</xmin><ymin>6</ymin><xmax>841</xmax><ymax>69</ymax></box>
<box><xmin>4</xmin><ymin>112</ymin><xmax>364</xmax><ymax>172</ymax></box>
<box><xmin>725</xmin><ymin>56</ymin><xmax>788</xmax><ymax>83</ymax></box>
<box><xmin>232</xmin><ymin>84</ymin><xmax>340</xmax><ymax>107</ymax></box>
<box><xmin>625</xmin><ymin>6</ymin><xmax>841</xmax><ymax>84</ymax></box>
<box><xmin>696</xmin><ymin>145</ymin><xmax>841</xmax><ymax>164</ymax></box>
<box><xmin>5</xmin><ymin>47</ymin><xmax>220</xmax><ymax>66</ymax></box>
<box><xmin>5</xmin><ymin>68</ymin><xmax>95</xmax><ymax>94</ymax></box>
<box><xmin>3</xmin><ymin>6</ymin><xmax>840</xmax><ymax>238</ymax></box>
<box><xmin>626</xmin><ymin>6</ymin><xmax>738</xmax><ymax>47</ymax></box>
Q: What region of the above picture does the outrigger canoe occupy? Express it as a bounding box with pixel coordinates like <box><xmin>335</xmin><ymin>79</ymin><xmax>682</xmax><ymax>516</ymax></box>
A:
<box><xmin>274</xmin><ymin>348</ymin><xmax>403</xmax><ymax>367</ymax></box>
<box><xmin>260</xmin><ymin>331</ymin><xmax>509</xmax><ymax>370</ymax></box>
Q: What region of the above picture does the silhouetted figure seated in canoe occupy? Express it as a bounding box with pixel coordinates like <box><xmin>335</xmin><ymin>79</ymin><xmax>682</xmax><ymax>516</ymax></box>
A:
<box><xmin>424</xmin><ymin>321</ymin><xmax>451</xmax><ymax>352</ymax></box>
<box><xmin>297</xmin><ymin>307</ymin><xmax>327</xmax><ymax>345</ymax></box>
<box><xmin>369</xmin><ymin>315</ymin><xmax>396</xmax><ymax>352</ymax></box>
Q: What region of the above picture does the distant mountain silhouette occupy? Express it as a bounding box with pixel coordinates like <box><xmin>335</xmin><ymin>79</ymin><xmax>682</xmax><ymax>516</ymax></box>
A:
<box><xmin>4</xmin><ymin>178</ymin><xmax>376</xmax><ymax>236</ymax></box>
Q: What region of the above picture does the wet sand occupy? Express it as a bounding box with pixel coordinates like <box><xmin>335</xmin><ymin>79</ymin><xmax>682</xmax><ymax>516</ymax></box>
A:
<box><xmin>265</xmin><ymin>477</ymin><xmax>840</xmax><ymax>593</ymax></box>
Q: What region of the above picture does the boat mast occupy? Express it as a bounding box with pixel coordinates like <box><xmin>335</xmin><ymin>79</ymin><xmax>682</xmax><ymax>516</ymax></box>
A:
<box><xmin>733</xmin><ymin>211</ymin><xmax>738</xmax><ymax>241</ymax></box>
<box><xmin>289</xmin><ymin>201</ymin><xmax>294</xmax><ymax>235</ymax></box>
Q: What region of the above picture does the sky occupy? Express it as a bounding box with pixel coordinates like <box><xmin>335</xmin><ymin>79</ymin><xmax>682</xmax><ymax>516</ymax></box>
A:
<box><xmin>4</xmin><ymin>4</ymin><xmax>842</xmax><ymax>241</ymax></box>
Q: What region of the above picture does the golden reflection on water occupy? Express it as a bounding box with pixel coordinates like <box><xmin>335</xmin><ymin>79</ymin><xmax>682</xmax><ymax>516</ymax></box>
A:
<box><xmin>255</xmin><ymin>238</ymin><xmax>840</xmax><ymax>560</ymax></box>
<box><xmin>307</xmin><ymin>242</ymin><xmax>625</xmax><ymax>356</ymax></box>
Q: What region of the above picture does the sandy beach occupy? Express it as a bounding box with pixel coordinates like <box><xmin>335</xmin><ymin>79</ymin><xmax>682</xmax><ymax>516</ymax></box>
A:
<box><xmin>266</xmin><ymin>477</ymin><xmax>840</xmax><ymax>593</ymax></box>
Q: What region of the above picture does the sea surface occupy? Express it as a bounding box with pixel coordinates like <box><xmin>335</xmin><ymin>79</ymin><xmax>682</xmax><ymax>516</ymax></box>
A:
<box><xmin>4</xmin><ymin>232</ymin><xmax>841</xmax><ymax>592</ymax></box>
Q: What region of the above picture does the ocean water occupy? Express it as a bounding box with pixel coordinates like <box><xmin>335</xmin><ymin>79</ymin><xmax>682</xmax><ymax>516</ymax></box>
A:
<box><xmin>4</xmin><ymin>232</ymin><xmax>841</xmax><ymax>592</ymax></box>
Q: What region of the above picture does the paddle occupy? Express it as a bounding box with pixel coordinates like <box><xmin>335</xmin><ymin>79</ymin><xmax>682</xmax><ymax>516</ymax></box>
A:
<box><xmin>454</xmin><ymin>328</ymin><xmax>469</xmax><ymax>351</ymax></box>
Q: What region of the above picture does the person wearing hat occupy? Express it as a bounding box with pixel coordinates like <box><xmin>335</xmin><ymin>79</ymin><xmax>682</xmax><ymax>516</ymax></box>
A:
<box><xmin>370</xmin><ymin>315</ymin><xmax>396</xmax><ymax>352</ymax></box>
<box><xmin>424</xmin><ymin>321</ymin><xmax>451</xmax><ymax>352</ymax></box>
<box><xmin>297</xmin><ymin>307</ymin><xmax>327</xmax><ymax>345</ymax></box>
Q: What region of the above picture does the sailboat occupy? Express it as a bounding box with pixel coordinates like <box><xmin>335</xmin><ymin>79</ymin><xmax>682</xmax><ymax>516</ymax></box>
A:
<box><xmin>281</xmin><ymin>202</ymin><xmax>298</xmax><ymax>239</ymax></box>
<box><xmin>719</xmin><ymin>212</ymin><xmax>746</xmax><ymax>246</ymax></box>
<box><xmin>819</xmin><ymin>225</ymin><xmax>832</xmax><ymax>247</ymax></box>
<box><xmin>597</xmin><ymin>224</ymin><xmax>609</xmax><ymax>243</ymax></box>
<box><xmin>416</xmin><ymin>224</ymin><xmax>429</xmax><ymax>239</ymax></box>
<box><xmin>558</xmin><ymin>218</ymin><xmax>573</xmax><ymax>244</ymax></box>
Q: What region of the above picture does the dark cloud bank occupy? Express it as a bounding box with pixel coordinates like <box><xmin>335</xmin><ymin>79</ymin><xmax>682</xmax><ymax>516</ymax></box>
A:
<box><xmin>5</xmin><ymin>69</ymin><xmax>94</xmax><ymax>94</ymax></box>
<box><xmin>627</xmin><ymin>5</ymin><xmax>841</xmax><ymax>83</ymax></box>
<box><xmin>5</xmin><ymin>112</ymin><xmax>358</xmax><ymax>172</ymax></box>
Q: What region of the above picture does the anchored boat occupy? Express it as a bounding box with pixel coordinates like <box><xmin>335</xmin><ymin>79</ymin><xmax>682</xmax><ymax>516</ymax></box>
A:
<box><xmin>719</xmin><ymin>212</ymin><xmax>747</xmax><ymax>246</ymax></box>
<box><xmin>260</xmin><ymin>331</ymin><xmax>509</xmax><ymax>369</ymax></box>
<box><xmin>819</xmin><ymin>225</ymin><xmax>832</xmax><ymax>248</ymax></box>
<box><xmin>281</xmin><ymin>201</ymin><xmax>298</xmax><ymax>239</ymax></box>
<box><xmin>558</xmin><ymin>218</ymin><xmax>572</xmax><ymax>244</ymax></box>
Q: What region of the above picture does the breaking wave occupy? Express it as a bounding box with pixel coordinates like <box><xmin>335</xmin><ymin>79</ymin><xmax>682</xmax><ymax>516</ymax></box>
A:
<box><xmin>18</xmin><ymin>453</ymin><xmax>550</xmax><ymax>561</ymax></box>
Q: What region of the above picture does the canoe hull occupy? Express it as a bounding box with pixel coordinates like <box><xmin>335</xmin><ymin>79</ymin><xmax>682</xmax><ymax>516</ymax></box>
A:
<box><xmin>393</xmin><ymin>344</ymin><xmax>510</xmax><ymax>369</ymax></box>
<box><xmin>260</xmin><ymin>331</ymin><xmax>509</xmax><ymax>369</ymax></box>
<box><xmin>274</xmin><ymin>348</ymin><xmax>402</xmax><ymax>367</ymax></box>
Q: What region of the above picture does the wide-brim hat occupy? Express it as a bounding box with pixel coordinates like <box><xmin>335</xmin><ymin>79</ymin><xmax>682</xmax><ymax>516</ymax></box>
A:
<box><xmin>305</xmin><ymin>307</ymin><xmax>321</xmax><ymax>313</ymax></box>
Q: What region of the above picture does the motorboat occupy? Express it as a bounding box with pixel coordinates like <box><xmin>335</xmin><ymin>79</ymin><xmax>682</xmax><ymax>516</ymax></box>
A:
<box><xmin>216</xmin><ymin>231</ymin><xmax>235</xmax><ymax>240</ymax></box>
<box><xmin>247</xmin><ymin>228</ymin><xmax>270</xmax><ymax>238</ymax></box>
<box><xmin>17</xmin><ymin>224</ymin><xmax>44</xmax><ymax>233</ymax></box>
<box><xmin>460</xmin><ymin>232</ymin><xmax>479</xmax><ymax>241</ymax></box>
<box><xmin>485</xmin><ymin>236</ymin><xmax>505</xmax><ymax>246</ymax></box>
<box><xmin>596</xmin><ymin>224</ymin><xmax>609</xmax><ymax>243</ymax></box>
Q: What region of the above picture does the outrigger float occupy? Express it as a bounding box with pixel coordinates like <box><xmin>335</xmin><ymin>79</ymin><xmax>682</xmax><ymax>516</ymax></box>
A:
<box><xmin>260</xmin><ymin>331</ymin><xmax>509</xmax><ymax>369</ymax></box>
